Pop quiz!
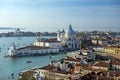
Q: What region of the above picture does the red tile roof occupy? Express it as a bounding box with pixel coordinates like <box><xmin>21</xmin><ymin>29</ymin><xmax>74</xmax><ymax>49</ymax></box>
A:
<box><xmin>64</xmin><ymin>58</ymin><xmax>81</xmax><ymax>62</ymax></box>
<box><xmin>93</xmin><ymin>61</ymin><xmax>110</xmax><ymax>68</ymax></box>
<box><xmin>40</xmin><ymin>65</ymin><xmax>71</xmax><ymax>74</ymax></box>
<box><xmin>111</xmin><ymin>61</ymin><xmax>120</xmax><ymax>65</ymax></box>
<box><xmin>37</xmin><ymin>38</ymin><xmax>60</xmax><ymax>43</ymax></box>
<box><xmin>17</xmin><ymin>46</ymin><xmax>57</xmax><ymax>50</ymax></box>
<box><xmin>75</xmin><ymin>64</ymin><xmax>92</xmax><ymax>70</ymax></box>
<box><xmin>97</xmin><ymin>70</ymin><xmax>120</xmax><ymax>77</ymax></box>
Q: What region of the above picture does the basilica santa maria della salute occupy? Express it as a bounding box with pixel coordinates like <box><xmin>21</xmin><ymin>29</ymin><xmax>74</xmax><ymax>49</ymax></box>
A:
<box><xmin>57</xmin><ymin>24</ymin><xmax>80</xmax><ymax>50</ymax></box>
<box><xmin>7</xmin><ymin>24</ymin><xmax>80</xmax><ymax>57</ymax></box>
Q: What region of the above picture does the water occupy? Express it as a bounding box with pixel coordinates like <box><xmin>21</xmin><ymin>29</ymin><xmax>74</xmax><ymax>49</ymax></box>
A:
<box><xmin>0</xmin><ymin>36</ymin><xmax>66</xmax><ymax>80</ymax></box>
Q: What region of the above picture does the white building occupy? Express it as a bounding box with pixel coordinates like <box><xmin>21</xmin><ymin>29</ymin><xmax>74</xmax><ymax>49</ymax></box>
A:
<box><xmin>98</xmin><ymin>40</ymin><xmax>108</xmax><ymax>46</ymax></box>
<box><xmin>67</xmin><ymin>51</ymin><xmax>81</xmax><ymax>59</ymax></box>
<box><xmin>57</xmin><ymin>24</ymin><xmax>80</xmax><ymax>50</ymax></box>
<box><xmin>8</xmin><ymin>43</ymin><xmax>17</xmax><ymax>56</ymax></box>
<box><xmin>8</xmin><ymin>24</ymin><xmax>80</xmax><ymax>57</ymax></box>
<box><xmin>14</xmin><ymin>28</ymin><xmax>23</xmax><ymax>36</ymax></box>
<box><xmin>34</xmin><ymin>24</ymin><xmax>80</xmax><ymax>51</ymax></box>
<box><xmin>8</xmin><ymin>45</ymin><xmax>59</xmax><ymax>57</ymax></box>
<box><xmin>34</xmin><ymin>38</ymin><xmax>62</xmax><ymax>51</ymax></box>
<box><xmin>17</xmin><ymin>46</ymin><xmax>58</xmax><ymax>56</ymax></box>
<box><xmin>93</xmin><ymin>47</ymin><xmax>104</xmax><ymax>52</ymax></box>
<box><xmin>92</xmin><ymin>39</ymin><xmax>108</xmax><ymax>46</ymax></box>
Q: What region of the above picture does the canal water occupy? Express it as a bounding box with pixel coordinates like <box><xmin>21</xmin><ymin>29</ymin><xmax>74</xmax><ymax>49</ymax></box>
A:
<box><xmin>0</xmin><ymin>36</ymin><xmax>66</xmax><ymax>80</ymax></box>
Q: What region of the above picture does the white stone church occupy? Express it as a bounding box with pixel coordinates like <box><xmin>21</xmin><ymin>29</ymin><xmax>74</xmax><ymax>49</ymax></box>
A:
<box><xmin>57</xmin><ymin>24</ymin><xmax>80</xmax><ymax>50</ymax></box>
<box><xmin>7</xmin><ymin>24</ymin><xmax>80</xmax><ymax>57</ymax></box>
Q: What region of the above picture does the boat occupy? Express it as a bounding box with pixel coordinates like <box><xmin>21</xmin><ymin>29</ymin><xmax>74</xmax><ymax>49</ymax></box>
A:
<box><xmin>26</xmin><ymin>61</ymin><xmax>32</xmax><ymax>63</ymax></box>
<box><xmin>11</xmin><ymin>73</ymin><xmax>14</xmax><ymax>76</ymax></box>
<box><xmin>49</xmin><ymin>56</ymin><xmax>52</xmax><ymax>58</ymax></box>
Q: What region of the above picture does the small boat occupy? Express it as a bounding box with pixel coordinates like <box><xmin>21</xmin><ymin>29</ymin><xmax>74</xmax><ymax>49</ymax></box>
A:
<box><xmin>11</xmin><ymin>73</ymin><xmax>14</xmax><ymax>76</ymax></box>
<box><xmin>26</xmin><ymin>61</ymin><xmax>32</xmax><ymax>63</ymax></box>
<box><xmin>49</xmin><ymin>56</ymin><xmax>52</xmax><ymax>58</ymax></box>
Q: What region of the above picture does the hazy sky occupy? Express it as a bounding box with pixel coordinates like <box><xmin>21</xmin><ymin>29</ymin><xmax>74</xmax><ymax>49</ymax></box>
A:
<box><xmin>0</xmin><ymin>0</ymin><xmax>120</xmax><ymax>32</ymax></box>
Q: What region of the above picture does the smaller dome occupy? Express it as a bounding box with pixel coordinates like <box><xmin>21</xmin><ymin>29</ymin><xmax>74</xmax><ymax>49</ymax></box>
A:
<box><xmin>66</xmin><ymin>24</ymin><xmax>76</xmax><ymax>37</ymax></box>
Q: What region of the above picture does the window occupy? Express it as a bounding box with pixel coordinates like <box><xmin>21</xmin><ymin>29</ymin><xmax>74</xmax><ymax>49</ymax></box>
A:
<box><xmin>68</xmin><ymin>38</ymin><xmax>71</xmax><ymax>41</ymax></box>
<box><xmin>36</xmin><ymin>51</ymin><xmax>38</xmax><ymax>53</ymax></box>
<box><xmin>69</xmin><ymin>43</ymin><xmax>71</xmax><ymax>45</ymax></box>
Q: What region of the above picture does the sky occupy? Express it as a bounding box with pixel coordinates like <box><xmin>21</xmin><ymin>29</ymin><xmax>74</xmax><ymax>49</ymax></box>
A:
<box><xmin>0</xmin><ymin>0</ymin><xmax>120</xmax><ymax>32</ymax></box>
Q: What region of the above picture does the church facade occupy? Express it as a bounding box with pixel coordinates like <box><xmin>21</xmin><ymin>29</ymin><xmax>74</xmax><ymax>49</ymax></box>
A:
<box><xmin>57</xmin><ymin>24</ymin><xmax>80</xmax><ymax>50</ymax></box>
<box><xmin>7</xmin><ymin>24</ymin><xmax>80</xmax><ymax>57</ymax></box>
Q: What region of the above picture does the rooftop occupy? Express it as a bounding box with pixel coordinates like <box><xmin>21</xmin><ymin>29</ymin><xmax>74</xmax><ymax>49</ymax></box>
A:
<box><xmin>104</xmin><ymin>46</ymin><xmax>120</xmax><ymax>48</ymax></box>
<box><xmin>17</xmin><ymin>46</ymin><xmax>57</xmax><ymax>50</ymax></box>
<box><xmin>64</xmin><ymin>57</ymin><xmax>81</xmax><ymax>62</ymax></box>
<box><xmin>81</xmin><ymin>70</ymin><xmax>120</xmax><ymax>80</ymax></box>
<box><xmin>40</xmin><ymin>65</ymin><xmax>71</xmax><ymax>74</ymax></box>
<box><xmin>81</xmin><ymin>72</ymin><xmax>115</xmax><ymax>80</ymax></box>
<box><xmin>75</xmin><ymin>64</ymin><xmax>92</xmax><ymax>70</ymax></box>
<box><xmin>37</xmin><ymin>38</ymin><xmax>60</xmax><ymax>43</ymax></box>
<box><xmin>93</xmin><ymin>61</ymin><xmax>110</xmax><ymax>68</ymax></box>
<box><xmin>111</xmin><ymin>61</ymin><xmax>120</xmax><ymax>65</ymax></box>
<box><xmin>18</xmin><ymin>70</ymin><xmax>36</xmax><ymax>80</ymax></box>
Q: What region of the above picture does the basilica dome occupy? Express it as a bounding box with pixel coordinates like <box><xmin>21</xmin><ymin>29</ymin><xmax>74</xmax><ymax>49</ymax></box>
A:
<box><xmin>65</xmin><ymin>24</ymin><xmax>76</xmax><ymax>37</ymax></box>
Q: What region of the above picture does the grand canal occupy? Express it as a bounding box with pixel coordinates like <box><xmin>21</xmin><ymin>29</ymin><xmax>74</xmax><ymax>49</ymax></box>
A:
<box><xmin>0</xmin><ymin>36</ymin><xmax>66</xmax><ymax>80</ymax></box>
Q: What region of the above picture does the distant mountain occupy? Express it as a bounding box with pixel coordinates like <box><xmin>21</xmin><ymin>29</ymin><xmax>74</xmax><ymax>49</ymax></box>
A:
<box><xmin>0</xmin><ymin>27</ymin><xmax>25</xmax><ymax>30</ymax></box>
<box><xmin>0</xmin><ymin>27</ymin><xmax>15</xmax><ymax>30</ymax></box>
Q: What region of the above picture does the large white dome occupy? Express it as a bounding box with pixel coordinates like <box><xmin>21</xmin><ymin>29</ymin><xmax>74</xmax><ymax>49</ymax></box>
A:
<box><xmin>65</xmin><ymin>24</ymin><xmax>76</xmax><ymax>37</ymax></box>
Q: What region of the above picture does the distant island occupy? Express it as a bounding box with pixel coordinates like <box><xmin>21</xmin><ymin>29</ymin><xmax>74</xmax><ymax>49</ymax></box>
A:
<box><xmin>0</xmin><ymin>31</ymin><xmax>57</xmax><ymax>37</ymax></box>
<box><xmin>0</xmin><ymin>30</ymin><xmax>120</xmax><ymax>37</ymax></box>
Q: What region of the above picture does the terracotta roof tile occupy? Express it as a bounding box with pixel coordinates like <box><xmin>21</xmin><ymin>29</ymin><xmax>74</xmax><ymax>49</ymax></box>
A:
<box><xmin>37</xmin><ymin>38</ymin><xmax>60</xmax><ymax>43</ymax></box>
<box><xmin>111</xmin><ymin>61</ymin><xmax>120</xmax><ymax>65</ymax></box>
<box><xmin>93</xmin><ymin>61</ymin><xmax>110</xmax><ymax>67</ymax></box>
<box><xmin>64</xmin><ymin>58</ymin><xmax>81</xmax><ymax>62</ymax></box>
<box><xmin>17</xmin><ymin>46</ymin><xmax>57</xmax><ymax>50</ymax></box>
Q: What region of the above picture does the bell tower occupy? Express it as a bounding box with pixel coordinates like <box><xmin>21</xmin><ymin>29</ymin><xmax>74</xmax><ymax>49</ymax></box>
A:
<box><xmin>57</xmin><ymin>29</ymin><xmax>61</xmax><ymax>41</ymax></box>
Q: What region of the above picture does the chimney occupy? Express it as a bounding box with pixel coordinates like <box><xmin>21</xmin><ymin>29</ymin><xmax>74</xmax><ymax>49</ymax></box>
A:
<box><xmin>107</xmin><ymin>72</ymin><xmax>109</xmax><ymax>77</ymax></box>
<box><xmin>113</xmin><ymin>74</ymin><xmax>116</xmax><ymax>80</ymax></box>
<box><xmin>89</xmin><ymin>64</ymin><xmax>90</xmax><ymax>68</ymax></box>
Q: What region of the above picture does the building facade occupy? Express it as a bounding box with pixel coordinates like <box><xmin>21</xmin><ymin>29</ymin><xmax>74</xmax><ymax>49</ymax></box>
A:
<box><xmin>14</xmin><ymin>28</ymin><xmax>23</xmax><ymax>36</ymax></box>
<box><xmin>8</xmin><ymin>43</ymin><xmax>17</xmax><ymax>56</ymax></box>
<box><xmin>57</xmin><ymin>24</ymin><xmax>80</xmax><ymax>50</ymax></box>
<box><xmin>34</xmin><ymin>38</ymin><xmax>62</xmax><ymax>51</ymax></box>
<box><xmin>92</xmin><ymin>39</ymin><xmax>108</xmax><ymax>47</ymax></box>
<box><xmin>8</xmin><ymin>45</ymin><xmax>59</xmax><ymax>57</ymax></box>
<box><xmin>104</xmin><ymin>46</ymin><xmax>120</xmax><ymax>54</ymax></box>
